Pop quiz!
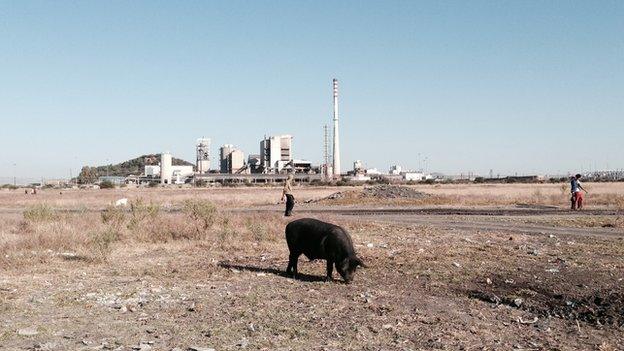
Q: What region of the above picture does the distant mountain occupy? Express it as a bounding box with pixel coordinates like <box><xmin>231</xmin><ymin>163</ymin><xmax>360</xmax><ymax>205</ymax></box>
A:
<box><xmin>78</xmin><ymin>154</ymin><xmax>194</xmax><ymax>183</ymax></box>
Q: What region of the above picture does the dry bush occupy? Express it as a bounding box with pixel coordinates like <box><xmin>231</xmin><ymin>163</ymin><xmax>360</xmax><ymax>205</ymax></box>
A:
<box><xmin>132</xmin><ymin>214</ymin><xmax>202</xmax><ymax>242</ymax></box>
<box><xmin>88</xmin><ymin>227</ymin><xmax>118</xmax><ymax>261</ymax></box>
<box><xmin>214</xmin><ymin>212</ymin><xmax>284</xmax><ymax>251</ymax></box>
<box><xmin>128</xmin><ymin>198</ymin><xmax>160</xmax><ymax>229</ymax></box>
<box><xmin>101</xmin><ymin>205</ymin><xmax>126</xmax><ymax>229</ymax></box>
<box><xmin>23</xmin><ymin>203</ymin><xmax>57</xmax><ymax>222</ymax></box>
<box><xmin>182</xmin><ymin>199</ymin><xmax>217</xmax><ymax>231</ymax></box>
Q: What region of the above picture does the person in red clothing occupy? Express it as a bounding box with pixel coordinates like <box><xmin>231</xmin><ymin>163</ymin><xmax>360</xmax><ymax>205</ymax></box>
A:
<box><xmin>570</xmin><ymin>174</ymin><xmax>588</xmax><ymax>210</ymax></box>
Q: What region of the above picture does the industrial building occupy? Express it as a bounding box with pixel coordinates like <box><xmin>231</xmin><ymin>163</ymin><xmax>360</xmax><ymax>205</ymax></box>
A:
<box><xmin>196</xmin><ymin>138</ymin><xmax>211</xmax><ymax>174</ymax></box>
<box><xmin>260</xmin><ymin>135</ymin><xmax>293</xmax><ymax>174</ymax></box>
<box><xmin>154</xmin><ymin>152</ymin><xmax>194</xmax><ymax>184</ymax></box>
<box><xmin>219</xmin><ymin>144</ymin><xmax>246</xmax><ymax>174</ymax></box>
<box><xmin>102</xmin><ymin>78</ymin><xmax>359</xmax><ymax>186</ymax></box>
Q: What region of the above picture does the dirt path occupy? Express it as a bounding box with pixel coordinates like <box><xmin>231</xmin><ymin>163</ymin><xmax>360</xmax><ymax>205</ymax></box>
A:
<box><xmin>347</xmin><ymin>213</ymin><xmax>624</xmax><ymax>238</ymax></box>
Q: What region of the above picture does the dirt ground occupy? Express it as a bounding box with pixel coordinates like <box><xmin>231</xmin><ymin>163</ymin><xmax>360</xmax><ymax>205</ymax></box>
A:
<box><xmin>1</xmin><ymin>185</ymin><xmax>623</xmax><ymax>350</ymax></box>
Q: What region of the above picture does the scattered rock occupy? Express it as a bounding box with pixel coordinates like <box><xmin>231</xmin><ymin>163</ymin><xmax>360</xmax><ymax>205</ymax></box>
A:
<box><xmin>452</xmin><ymin>262</ymin><xmax>461</xmax><ymax>268</ymax></box>
<box><xmin>17</xmin><ymin>328</ymin><xmax>38</xmax><ymax>336</ymax></box>
<box><xmin>469</xmin><ymin>291</ymin><xmax>502</xmax><ymax>305</ymax></box>
<box><xmin>132</xmin><ymin>343</ymin><xmax>152</xmax><ymax>351</ymax></box>
<box><xmin>486</xmin><ymin>278</ymin><xmax>492</xmax><ymax>285</ymax></box>
<box><xmin>188</xmin><ymin>347</ymin><xmax>215</xmax><ymax>351</ymax></box>
<box><xmin>513</xmin><ymin>298</ymin><xmax>524</xmax><ymax>307</ymax></box>
<box><xmin>236</xmin><ymin>338</ymin><xmax>249</xmax><ymax>348</ymax></box>
<box><xmin>366</xmin><ymin>243</ymin><xmax>374</xmax><ymax>248</ymax></box>
<box><xmin>187</xmin><ymin>302</ymin><xmax>196</xmax><ymax>312</ymax></box>
<box><xmin>518</xmin><ymin>316</ymin><xmax>538</xmax><ymax>324</ymax></box>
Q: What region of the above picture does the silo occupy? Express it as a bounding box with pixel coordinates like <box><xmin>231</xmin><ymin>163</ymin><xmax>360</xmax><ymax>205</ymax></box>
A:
<box><xmin>160</xmin><ymin>152</ymin><xmax>173</xmax><ymax>184</ymax></box>
<box><xmin>220</xmin><ymin>144</ymin><xmax>234</xmax><ymax>173</ymax></box>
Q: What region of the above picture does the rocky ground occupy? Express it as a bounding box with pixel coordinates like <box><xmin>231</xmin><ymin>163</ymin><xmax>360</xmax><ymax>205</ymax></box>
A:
<box><xmin>1</xmin><ymin>210</ymin><xmax>623</xmax><ymax>350</ymax></box>
<box><xmin>310</xmin><ymin>185</ymin><xmax>430</xmax><ymax>204</ymax></box>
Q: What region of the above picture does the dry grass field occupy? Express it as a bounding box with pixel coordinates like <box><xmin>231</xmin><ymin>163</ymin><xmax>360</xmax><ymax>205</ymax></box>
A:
<box><xmin>0</xmin><ymin>183</ymin><xmax>623</xmax><ymax>350</ymax></box>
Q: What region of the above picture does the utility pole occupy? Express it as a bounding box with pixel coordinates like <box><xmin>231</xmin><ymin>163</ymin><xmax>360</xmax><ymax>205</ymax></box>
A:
<box><xmin>12</xmin><ymin>163</ymin><xmax>16</xmax><ymax>187</ymax></box>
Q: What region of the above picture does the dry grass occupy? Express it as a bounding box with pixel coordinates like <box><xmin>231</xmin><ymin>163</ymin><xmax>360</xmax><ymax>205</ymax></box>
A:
<box><xmin>317</xmin><ymin>183</ymin><xmax>624</xmax><ymax>208</ymax></box>
<box><xmin>0</xmin><ymin>199</ymin><xmax>288</xmax><ymax>268</ymax></box>
<box><xmin>0</xmin><ymin>186</ymin><xmax>340</xmax><ymax>210</ymax></box>
<box><xmin>2</xmin><ymin>183</ymin><xmax>623</xmax><ymax>211</ymax></box>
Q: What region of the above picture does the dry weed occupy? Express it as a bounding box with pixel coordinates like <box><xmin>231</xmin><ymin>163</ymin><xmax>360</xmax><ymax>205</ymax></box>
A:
<box><xmin>23</xmin><ymin>203</ymin><xmax>57</xmax><ymax>222</ymax></box>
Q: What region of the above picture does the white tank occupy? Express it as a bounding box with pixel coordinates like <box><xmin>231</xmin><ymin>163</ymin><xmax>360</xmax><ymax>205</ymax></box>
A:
<box><xmin>160</xmin><ymin>152</ymin><xmax>173</xmax><ymax>184</ymax></box>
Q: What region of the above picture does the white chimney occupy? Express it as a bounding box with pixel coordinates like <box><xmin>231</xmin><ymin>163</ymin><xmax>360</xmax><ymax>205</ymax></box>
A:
<box><xmin>332</xmin><ymin>78</ymin><xmax>341</xmax><ymax>177</ymax></box>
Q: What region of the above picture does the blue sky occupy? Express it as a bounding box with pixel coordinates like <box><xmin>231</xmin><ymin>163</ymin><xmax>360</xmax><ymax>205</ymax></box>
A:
<box><xmin>1</xmin><ymin>1</ymin><xmax>622</xmax><ymax>181</ymax></box>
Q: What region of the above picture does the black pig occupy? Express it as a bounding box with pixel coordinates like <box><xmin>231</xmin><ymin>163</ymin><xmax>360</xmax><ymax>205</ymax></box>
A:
<box><xmin>285</xmin><ymin>218</ymin><xmax>367</xmax><ymax>283</ymax></box>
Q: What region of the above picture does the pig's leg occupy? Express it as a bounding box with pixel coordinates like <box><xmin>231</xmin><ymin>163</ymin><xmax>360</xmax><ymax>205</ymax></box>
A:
<box><xmin>287</xmin><ymin>253</ymin><xmax>300</xmax><ymax>278</ymax></box>
<box><xmin>326</xmin><ymin>260</ymin><xmax>334</xmax><ymax>281</ymax></box>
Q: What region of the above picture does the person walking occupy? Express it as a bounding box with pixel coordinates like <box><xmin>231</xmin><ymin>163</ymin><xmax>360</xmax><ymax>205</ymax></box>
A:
<box><xmin>570</xmin><ymin>174</ymin><xmax>588</xmax><ymax>210</ymax></box>
<box><xmin>282</xmin><ymin>173</ymin><xmax>295</xmax><ymax>216</ymax></box>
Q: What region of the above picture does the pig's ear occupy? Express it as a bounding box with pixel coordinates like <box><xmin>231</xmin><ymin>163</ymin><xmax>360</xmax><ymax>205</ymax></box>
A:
<box><xmin>353</xmin><ymin>257</ymin><xmax>368</xmax><ymax>268</ymax></box>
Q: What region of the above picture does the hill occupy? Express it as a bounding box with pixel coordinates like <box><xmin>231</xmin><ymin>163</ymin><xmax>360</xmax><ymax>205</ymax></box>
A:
<box><xmin>78</xmin><ymin>154</ymin><xmax>194</xmax><ymax>183</ymax></box>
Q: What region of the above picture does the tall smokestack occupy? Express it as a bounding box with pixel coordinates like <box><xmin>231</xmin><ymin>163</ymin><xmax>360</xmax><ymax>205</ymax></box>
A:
<box><xmin>332</xmin><ymin>78</ymin><xmax>341</xmax><ymax>177</ymax></box>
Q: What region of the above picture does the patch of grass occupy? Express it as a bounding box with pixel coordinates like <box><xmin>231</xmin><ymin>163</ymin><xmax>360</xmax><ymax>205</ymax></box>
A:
<box><xmin>128</xmin><ymin>198</ymin><xmax>160</xmax><ymax>229</ymax></box>
<box><xmin>89</xmin><ymin>227</ymin><xmax>118</xmax><ymax>261</ymax></box>
<box><xmin>182</xmin><ymin>199</ymin><xmax>217</xmax><ymax>231</ymax></box>
<box><xmin>23</xmin><ymin>204</ymin><xmax>57</xmax><ymax>222</ymax></box>
<box><xmin>245</xmin><ymin>218</ymin><xmax>269</xmax><ymax>241</ymax></box>
<box><xmin>101</xmin><ymin>205</ymin><xmax>126</xmax><ymax>229</ymax></box>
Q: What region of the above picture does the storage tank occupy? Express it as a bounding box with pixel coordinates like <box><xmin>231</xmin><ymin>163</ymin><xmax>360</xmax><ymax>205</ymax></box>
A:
<box><xmin>160</xmin><ymin>152</ymin><xmax>173</xmax><ymax>184</ymax></box>
<box><xmin>219</xmin><ymin>144</ymin><xmax>234</xmax><ymax>173</ymax></box>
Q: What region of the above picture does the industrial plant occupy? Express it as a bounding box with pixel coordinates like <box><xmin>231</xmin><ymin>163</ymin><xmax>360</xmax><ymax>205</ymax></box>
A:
<box><xmin>119</xmin><ymin>79</ymin><xmax>350</xmax><ymax>185</ymax></box>
<box><xmin>82</xmin><ymin>78</ymin><xmax>434</xmax><ymax>187</ymax></box>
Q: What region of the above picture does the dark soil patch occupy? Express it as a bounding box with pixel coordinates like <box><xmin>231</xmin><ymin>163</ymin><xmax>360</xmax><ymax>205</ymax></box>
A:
<box><xmin>466</xmin><ymin>279</ymin><xmax>624</xmax><ymax>327</ymax></box>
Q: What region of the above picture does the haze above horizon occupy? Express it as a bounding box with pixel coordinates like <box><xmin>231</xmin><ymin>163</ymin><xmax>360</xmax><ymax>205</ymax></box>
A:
<box><xmin>1</xmin><ymin>1</ymin><xmax>623</xmax><ymax>180</ymax></box>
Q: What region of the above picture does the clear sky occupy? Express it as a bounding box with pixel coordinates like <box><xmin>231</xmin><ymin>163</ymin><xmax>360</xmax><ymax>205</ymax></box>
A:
<box><xmin>1</xmin><ymin>1</ymin><xmax>622</xmax><ymax>181</ymax></box>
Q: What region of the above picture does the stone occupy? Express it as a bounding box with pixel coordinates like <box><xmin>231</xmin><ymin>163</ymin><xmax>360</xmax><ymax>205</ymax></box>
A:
<box><xmin>17</xmin><ymin>328</ymin><xmax>38</xmax><ymax>336</ymax></box>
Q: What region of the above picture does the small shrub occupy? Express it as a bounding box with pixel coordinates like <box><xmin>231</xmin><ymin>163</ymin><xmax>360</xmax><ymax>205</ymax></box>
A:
<box><xmin>194</xmin><ymin>179</ymin><xmax>207</xmax><ymax>187</ymax></box>
<box><xmin>532</xmin><ymin>188</ymin><xmax>545</xmax><ymax>203</ymax></box>
<box><xmin>100</xmin><ymin>180</ymin><xmax>115</xmax><ymax>189</ymax></box>
<box><xmin>245</xmin><ymin>218</ymin><xmax>269</xmax><ymax>241</ymax></box>
<box><xmin>128</xmin><ymin>198</ymin><xmax>160</xmax><ymax>229</ymax></box>
<box><xmin>560</xmin><ymin>183</ymin><xmax>568</xmax><ymax>196</ymax></box>
<box><xmin>23</xmin><ymin>204</ymin><xmax>57</xmax><ymax>222</ymax></box>
<box><xmin>182</xmin><ymin>199</ymin><xmax>217</xmax><ymax>231</ymax></box>
<box><xmin>148</xmin><ymin>181</ymin><xmax>159</xmax><ymax>188</ymax></box>
<box><xmin>89</xmin><ymin>227</ymin><xmax>118</xmax><ymax>261</ymax></box>
<box><xmin>218</xmin><ymin>216</ymin><xmax>235</xmax><ymax>243</ymax></box>
<box><xmin>101</xmin><ymin>205</ymin><xmax>126</xmax><ymax>229</ymax></box>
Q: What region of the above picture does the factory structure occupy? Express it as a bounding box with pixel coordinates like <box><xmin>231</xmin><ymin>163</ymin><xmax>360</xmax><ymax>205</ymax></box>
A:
<box><xmin>134</xmin><ymin>79</ymin><xmax>343</xmax><ymax>184</ymax></box>
<box><xmin>117</xmin><ymin>78</ymin><xmax>430</xmax><ymax>185</ymax></box>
